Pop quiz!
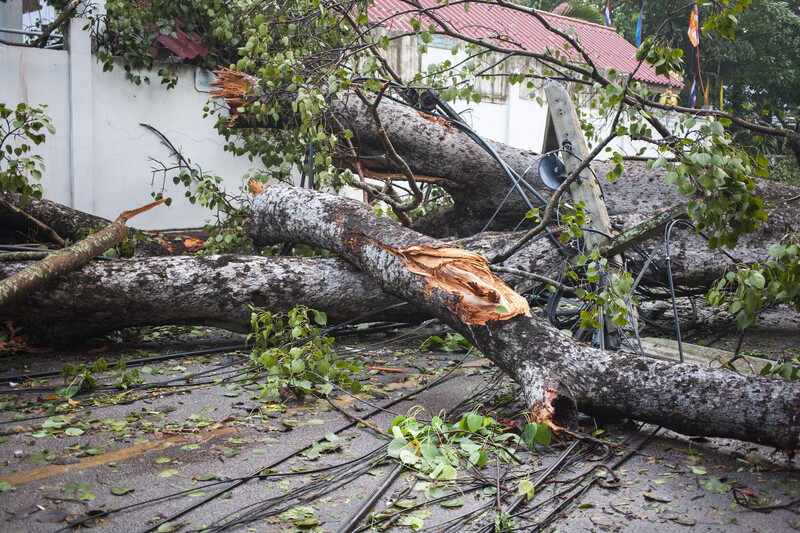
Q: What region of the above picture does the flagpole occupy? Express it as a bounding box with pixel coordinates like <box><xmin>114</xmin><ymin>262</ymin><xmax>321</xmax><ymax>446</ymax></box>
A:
<box><xmin>696</xmin><ymin>42</ymin><xmax>706</xmax><ymax>105</ymax></box>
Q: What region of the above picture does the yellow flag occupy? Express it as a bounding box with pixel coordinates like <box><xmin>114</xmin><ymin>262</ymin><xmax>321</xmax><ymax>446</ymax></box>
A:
<box><xmin>688</xmin><ymin>3</ymin><xmax>700</xmax><ymax>47</ymax></box>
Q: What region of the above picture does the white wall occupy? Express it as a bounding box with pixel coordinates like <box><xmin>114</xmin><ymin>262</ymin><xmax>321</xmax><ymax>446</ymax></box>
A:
<box><xmin>1</xmin><ymin>18</ymin><xmax>260</xmax><ymax>230</ymax></box>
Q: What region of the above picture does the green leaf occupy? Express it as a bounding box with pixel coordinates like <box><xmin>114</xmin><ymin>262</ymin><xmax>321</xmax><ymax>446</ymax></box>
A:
<box><xmin>438</xmin><ymin>464</ymin><xmax>457</xmax><ymax>480</ymax></box>
<box><xmin>703</xmin><ymin>478</ymin><xmax>732</xmax><ymax>493</ymax></box>
<box><xmin>388</xmin><ymin>438</ymin><xmax>409</xmax><ymax>458</ymax></box>
<box><xmin>535</xmin><ymin>423</ymin><xmax>552</xmax><ymax>446</ymax></box>
<box><xmin>440</xmin><ymin>498</ymin><xmax>464</xmax><ymax>508</ymax></box>
<box><xmin>466</xmin><ymin>412</ymin><xmax>484</xmax><ymax>432</ymax></box>
<box><xmin>111</xmin><ymin>486</ymin><xmax>134</xmax><ymax>496</ymax></box>
<box><xmin>0</xmin><ymin>482</ymin><xmax>12</xmax><ymax>492</ymax></box>
<box><xmin>518</xmin><ymin>479</ymin><xmax>535</xmax><ymax>500</ymax></box>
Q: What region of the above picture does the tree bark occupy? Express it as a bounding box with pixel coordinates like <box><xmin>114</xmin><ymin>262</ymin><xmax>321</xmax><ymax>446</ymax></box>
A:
<box><xmin>0</xmin><ymin>255</ymin><xmax>417</xmax><ymax>346</ymax></box>
<box><xmin>0</xmin><ymin>191</ymin><xmax>205</xmax><ymax>257</ymax></box>
<box><xmin>246</xmin><ymin>185</ymin><xmax>800</xmax><ymax>451</ymax></box>
<box><xmin>213</xmin><ymin>69</ymin><xmax>547</xmax><ymax>237</ymax></box>
<box><xmin>0</xmin><ymin>200</ymin><xmax>164</xmax><ymax>307</ymax></box>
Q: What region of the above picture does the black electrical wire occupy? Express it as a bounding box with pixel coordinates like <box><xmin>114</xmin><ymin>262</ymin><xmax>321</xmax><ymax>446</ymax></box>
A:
<box><xmin>665</xmin><ymin>219</ymin><xmax>697</xmax><ymax>363</ymax></box>
<box><xmin>379</xmin><ymin>91</ymin><xmax>570</xmax><ymax>259</ymax></box>
<box><xmin>137</xmin><ymin>348</ymin><xmax>468</xmax><ymax>533</ymax></box>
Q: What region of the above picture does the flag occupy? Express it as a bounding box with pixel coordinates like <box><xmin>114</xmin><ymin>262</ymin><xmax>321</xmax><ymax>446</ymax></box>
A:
<box><xmin>688</xmin><ymin>3</ymin><xmax>700</xmax><ymax>47</ymax></box>
<box><xmin>604</xmin><ymin>0</ymin><xmax>611</xmax><ymax>27</ymax></box>
<box><xmin>719</xmin><ymin>82</ymin><xmax>724</xmax><ymax>110</ymax></box>
<box><xmin>635</xmin><ymin>5</ymin><xmax>643</xmax><ymax>46</ymax></box>
<box><xmin>703</xmin><ymin>82</ymin><xmax>709</xmax><ymax>107</ymax></box>
<box><xmin>690</xmin><ymin>77</ymin><xmax>697</xmax><ymax>108</ymax></box>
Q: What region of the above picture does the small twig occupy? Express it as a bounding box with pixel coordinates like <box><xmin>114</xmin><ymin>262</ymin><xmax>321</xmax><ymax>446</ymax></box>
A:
<box><xmin>372</xmin><ymin>81</ymin><xmax>390</xmax><ymax>110</ymax></box>
<box><xmin>490</xmin><ymin>265</ymin><xmax>576</xmax><ymax>294</ymax></box>
<box><xmin>782</xmin><ymin>193</ymin><xmax>800</xmax><ymax>205</ymax></box>
<box><xmin>0</xmin><ymin>196</ymin><xmax>67</xmax><ymax>248</ymax></box>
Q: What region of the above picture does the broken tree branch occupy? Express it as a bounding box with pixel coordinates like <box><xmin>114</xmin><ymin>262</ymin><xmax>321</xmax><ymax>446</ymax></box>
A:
<box><xmin>0</xmin><ymin>200</ymin><xmax>164</xmax><ymax>308</ymax></box>
<box><xmin>247</xmin><ymin>185</ymin><xmax>800</xmax><ymax>451</ymax></box>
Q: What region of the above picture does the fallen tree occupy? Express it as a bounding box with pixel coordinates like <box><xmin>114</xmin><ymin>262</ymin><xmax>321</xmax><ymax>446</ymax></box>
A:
<box><xmin>247</xmin><ymin>184</ymin><xmax>800</xmax><ymax>451</ymax></box>
<box><xmin>1</xmin><ymin>195</ymin><xmax>798</xmax><ymax>343</ymax></box>
<box><xmin>0</xmin><ymin>191</ymin><xmax>205</xmax><ymax>256</ymax></box>
<box><xmin>0</xmin><ymin>255</ymin><xmax>418</xmax><ymax>345</ymax></box>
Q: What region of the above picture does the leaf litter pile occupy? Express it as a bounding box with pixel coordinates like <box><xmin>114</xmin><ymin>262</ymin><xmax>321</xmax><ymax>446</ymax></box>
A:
<box><xmin>0</xmin><ymin>322</ymin><xmax>798</xmax><ymax>532</ymax></box>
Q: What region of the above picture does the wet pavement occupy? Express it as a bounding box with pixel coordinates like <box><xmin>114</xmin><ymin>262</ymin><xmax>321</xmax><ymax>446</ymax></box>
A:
<box><xmin>0</xmin><ymin>322</ymin><xmax>798</xmax><ymax>532</ymax></box>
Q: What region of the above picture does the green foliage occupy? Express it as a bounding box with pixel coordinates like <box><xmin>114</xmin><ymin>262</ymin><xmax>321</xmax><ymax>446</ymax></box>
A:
<box><xmin>420</xmin><ymin>333</ymin><xmax>472</xmax><ymax>353</ymax></box>
<box><xmin>707</xmin><ymin>234</ymin><xmax>800</xmax><ymax>330</ymax></box>
<box><xmin>93</xmin><ymin>0</ymin><xmax>240</xmax><ymax>86</ymax></box>
<box><xmin>769</xmin><ymin>156</ymin><xmax>800</xmax><ymax>187</ymax></box>
<box><xmin>117</xmin><ymin>368</ymin><xmax>145</xmax><ymax>389</ymax></box>
<box><xmin>247</xmin><ymin>306</ymin><xmax>360</xmax><ymax>398</ymax></box>
<box><xmin>387</xmin><ymin>407</ymin><xmax>533</xmax><ymax>480</ymax></box>
<box><xmin>75</xmin><ymin>227</ymin><xmax>137</xmax><ymax>258</ymax></box>
<box><xmin>571</xmin><ymin>251</ymin><xmax>636</xmax><ymax>330</ymax></box>
<box><xmin>635</xmin><ymin>37</ymin><xmax>684</xmax><ymax>78</ymax></box>
<box><xmin>58</xmin><ymin>359</ymin><xmax>108</xmax><ymax>398</ymax></box>
<box><xmin>0</xmin><ymin>102</ymin><xmax>54</xmax><ymax>204</ymax></box>
<box><xmin>653</xmin><ymin>118</ymin><xmax>768</xmax><ymax>250</ymax></box>
<box><xmin>759</xmin><ymin>360</ymin><xmax>800</xmax><ymax>380</ymax></box>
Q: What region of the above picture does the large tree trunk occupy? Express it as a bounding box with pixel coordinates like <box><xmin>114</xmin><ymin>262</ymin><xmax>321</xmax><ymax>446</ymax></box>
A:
<box><xmin>2</xmin><ymin>203</ymin><xmax>796</xmax><ymax>345</ymax></box>
<box><xmin>0</xmin><ymin>256</ymin><xmax>417</xmax><ymax>345</ymax></box>
<box><xmin>212</xmin><ymin>70</ymin><xmax>800</xmax><ymax>238</ymax></box>
<box><xmin>246</xmin><ymin>185</ymin><xmax>800</xmax><ymax>451</ymax></box>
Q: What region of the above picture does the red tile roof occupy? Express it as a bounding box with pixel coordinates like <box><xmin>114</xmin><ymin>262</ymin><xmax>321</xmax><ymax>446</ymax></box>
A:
<box><xmin>369</xmin><ymin>0</ymin><xmax>682</xmax><ymax>89</ymax></box>
<box><xmin>154</xmin><ymin>19</ymin><xmax>210</xmax><ymax>60</ymax></box>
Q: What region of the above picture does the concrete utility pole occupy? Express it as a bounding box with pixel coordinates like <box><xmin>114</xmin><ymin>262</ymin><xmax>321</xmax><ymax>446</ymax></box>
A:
<box><xmin>543</xmin><ymin>81</ymin><xmax>614</xmax><ymax>250</ymax></box>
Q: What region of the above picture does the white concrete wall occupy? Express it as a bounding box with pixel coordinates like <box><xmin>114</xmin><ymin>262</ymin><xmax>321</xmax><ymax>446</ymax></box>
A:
<box><xmin>1</xmin><ymin>18</ymin><xmax>259</xmax><ymax>230</ymax></box>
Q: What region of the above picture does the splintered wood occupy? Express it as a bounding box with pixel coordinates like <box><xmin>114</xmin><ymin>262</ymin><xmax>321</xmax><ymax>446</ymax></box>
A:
<box><xmin>210</xmin><ymin>67</ymin><xmax>258</xmax><ymax>125</ymax></box>
<box><xmin>396</xmin><ymin>245</ymin><xmax>530</xmax><ymax>325</ymax></box>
